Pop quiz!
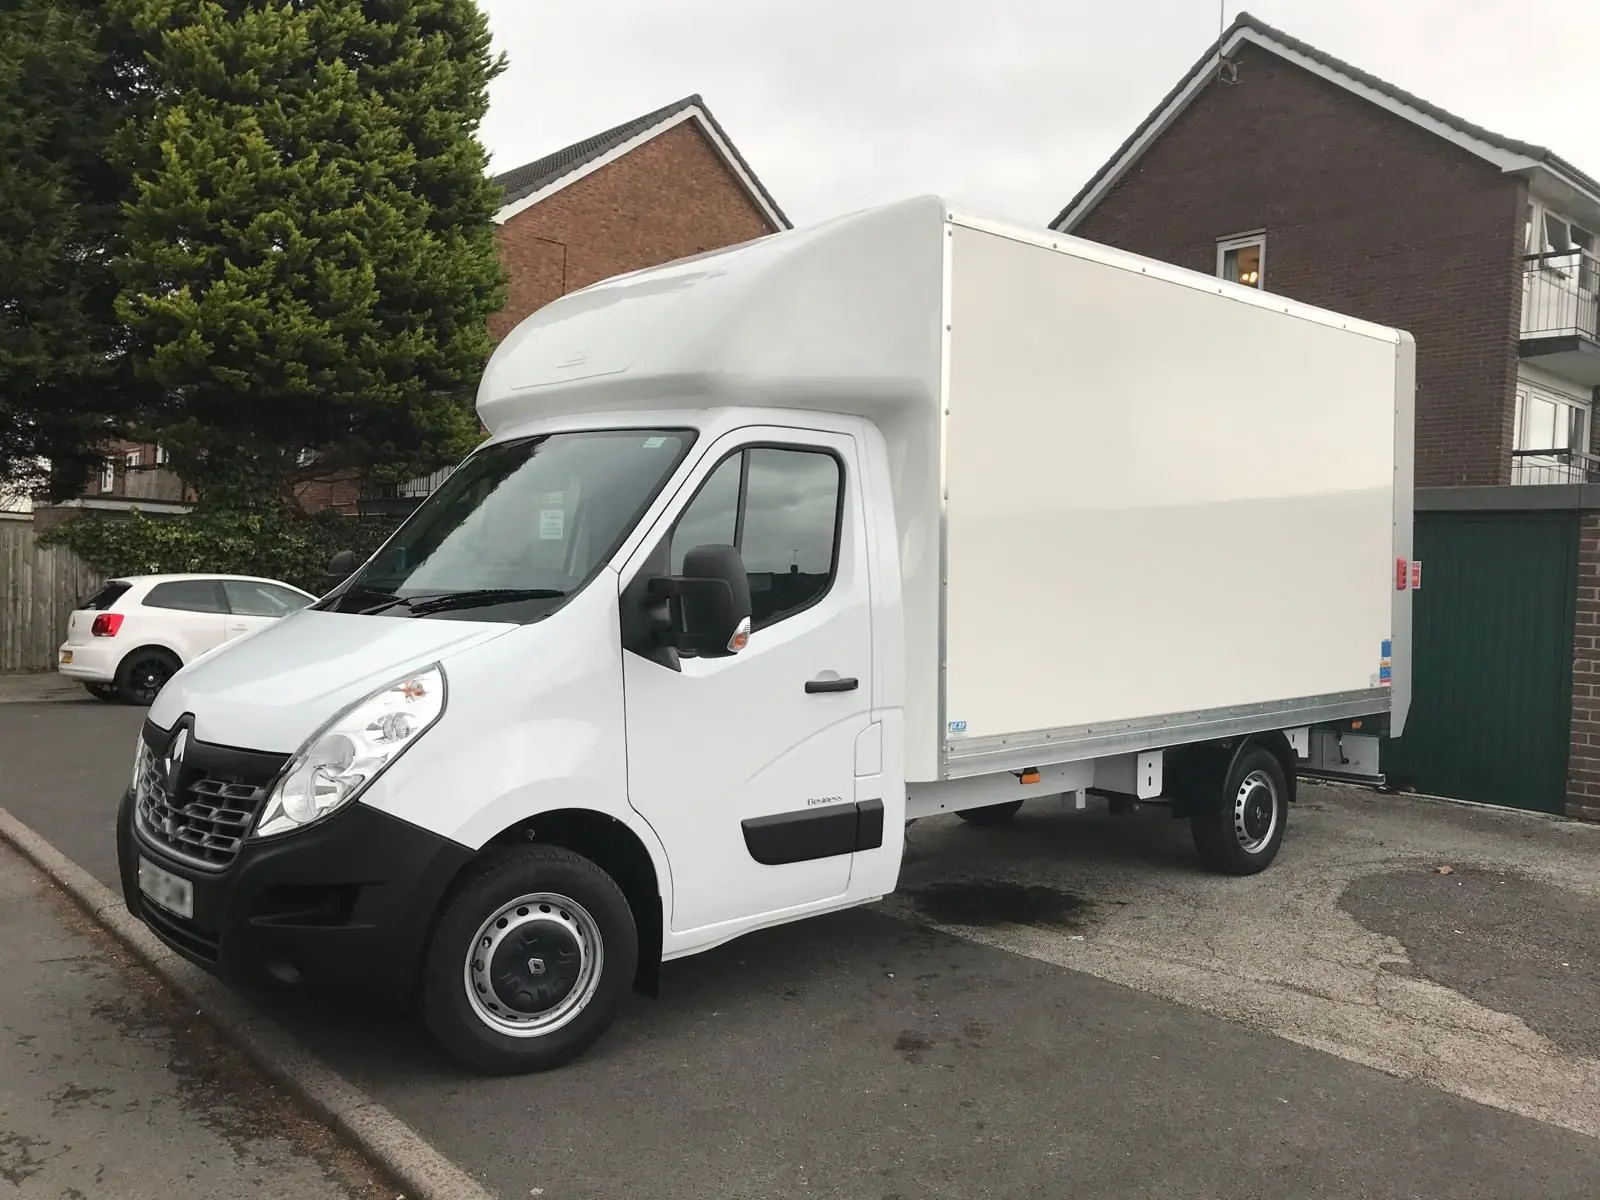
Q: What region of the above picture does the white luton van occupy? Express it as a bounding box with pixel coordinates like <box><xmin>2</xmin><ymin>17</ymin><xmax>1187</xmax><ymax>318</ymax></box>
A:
<box><xmin>116</xmin><ymin>196</ymin><xmax>1415</xmax><ymax>1074</ymax></box>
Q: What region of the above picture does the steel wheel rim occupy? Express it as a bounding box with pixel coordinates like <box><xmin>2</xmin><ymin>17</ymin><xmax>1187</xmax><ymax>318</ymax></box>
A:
<box><xmin>463</xmin><ymin>892</ymin><xmax>604</xmax><ymax>1038</ymax></box>
<box><xmin>1232</xmin><ymin>769</ymin><xmax>1280</xmax><ymax>854</ymax></box>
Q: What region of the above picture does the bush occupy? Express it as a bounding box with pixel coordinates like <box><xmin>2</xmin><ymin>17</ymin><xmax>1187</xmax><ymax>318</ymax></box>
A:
<box><xmin>43</xmin><ymin>505</ymin><xmax>398</xmax><ymax>595</ymax></box>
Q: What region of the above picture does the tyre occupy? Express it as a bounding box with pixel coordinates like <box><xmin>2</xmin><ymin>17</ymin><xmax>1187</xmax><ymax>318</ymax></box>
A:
<box><xmin>115</xmin><ymin>649</ymin><xmax>180</xmax><ymax>706</ymax></box>
<box><xmin>957</xmin><ymin>799</ymin><xmax>1023</xmax><ymax>826</ymax></box>
<box><xmin>421</xmin><ymin>845</ymin><xmax>638</xmax><ymax>1076</ymax></box>
<box><xmin>1190</xmin><ymin>745</ymin><xmax>1288</xmax><ymax>875</ymax></box>
<box><xmin>83</xmin><ymin>683</ymin><xmax>117</xmax><ymax>702</ymax></box>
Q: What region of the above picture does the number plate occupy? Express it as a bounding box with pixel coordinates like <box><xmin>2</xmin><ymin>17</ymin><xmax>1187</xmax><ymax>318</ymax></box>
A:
<box><xmin>137</xmin><ymin>857</ymin><xmax>194</xmax><ymax>920</ymax></box>
<box><xmin>59</xmin><ymin>650</ymin><xmax>73</xmax><ymax>665</ymax></box>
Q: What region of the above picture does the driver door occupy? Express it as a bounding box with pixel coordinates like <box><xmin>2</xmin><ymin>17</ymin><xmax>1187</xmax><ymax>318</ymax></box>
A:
<box><xmin>622</xmin><ymin>427</ymin><xmax>875</xmax><ymax>935</ymax></box>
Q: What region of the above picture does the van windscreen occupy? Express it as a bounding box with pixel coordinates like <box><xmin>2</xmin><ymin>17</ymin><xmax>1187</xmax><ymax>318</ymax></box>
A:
<box><xmin>323</xmin><ymin>428</ymin><xmax>695</xmax><ymax>622</ymax></box>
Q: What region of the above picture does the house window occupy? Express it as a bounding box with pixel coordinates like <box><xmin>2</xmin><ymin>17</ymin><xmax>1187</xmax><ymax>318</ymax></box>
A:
<box><xmin>124</xmin><ymin>448</ymin><xmax>141</xmax><ymax>470</ymax></box>
<box><xmin>1217</xmin><ymin>233</ymin><xmax>1265</xmax><ymax>289</ymax></box>
<box><xmin>1527</xmin><ymin>203</ymin><xmax>1598</xmax><ymax>290</ymax></box>
<box><xmin>154</xmin><ymin>445</ymin><xmax>169</xmax><ymax>466</ymax></box>
<box><xmin>1514</xmin><ymin>383</ymin><xmax>1588</xmax><ymax>454</ymax></box>
<box><xmin>1531</xmin><ymin>210</ymin><xmax>1596</xmax><ymax>258</ymax></box>
<box><xmin>99</xmin><ymin>461</ymin><xmax>115</xmax><ymax>493</ymax></box>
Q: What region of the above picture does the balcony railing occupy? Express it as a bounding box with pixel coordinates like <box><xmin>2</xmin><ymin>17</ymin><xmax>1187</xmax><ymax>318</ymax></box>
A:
<box><xmin>1522</xmin><ymin>250</ymin><xmax>1600</xmax><ymax>341</ymax></box>
<box><xmin>362</xmin><ymin>466</ymin><xmax>455</xmax><ymax>503</ymax></box>
<box><xmin>1511</xmin><ymin>447</ymin><xmax>1600</xmax><ymax>485</ymax></box>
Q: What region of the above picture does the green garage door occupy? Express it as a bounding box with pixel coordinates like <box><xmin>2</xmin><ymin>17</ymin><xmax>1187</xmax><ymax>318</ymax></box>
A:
<box><xmin>1384</xmin><ymin>509</ymin><xmax>1577</xmax><ymax>813</ymax></box>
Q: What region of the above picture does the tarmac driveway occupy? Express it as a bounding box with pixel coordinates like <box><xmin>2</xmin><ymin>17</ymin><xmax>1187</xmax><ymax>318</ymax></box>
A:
<box><xmin>2</xmin><ymin>692</ymin><xmax>1597</xmax><ymax>1198</ymax></box>
<box><xmin>886</xmin><ymin>784</ymin><xmax>1600</xmax><ymax>1142</ymax></box>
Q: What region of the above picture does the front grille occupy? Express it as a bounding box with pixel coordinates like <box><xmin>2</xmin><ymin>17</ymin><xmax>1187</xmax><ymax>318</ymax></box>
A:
<box><xmin>133</xmin><ymin>723</ymin><xmax>288</xmax><ymax>871</ymax></box>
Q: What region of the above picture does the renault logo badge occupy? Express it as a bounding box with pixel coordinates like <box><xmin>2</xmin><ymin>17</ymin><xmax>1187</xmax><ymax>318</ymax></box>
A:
<box><xmin>164</xmin><ymin>727</ymin><xmax>188</xmax><ymax>790</ymax></box>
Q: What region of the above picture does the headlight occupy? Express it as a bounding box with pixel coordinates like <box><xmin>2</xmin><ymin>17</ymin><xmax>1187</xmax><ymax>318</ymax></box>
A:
<box><xmin>253</xmin><ymin>664</ymin><xmax>446</xmax><ymax>840</ymax></box>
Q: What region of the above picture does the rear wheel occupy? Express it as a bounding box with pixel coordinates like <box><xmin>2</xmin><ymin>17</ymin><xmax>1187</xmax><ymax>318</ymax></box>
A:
<box><xmin>115</xmin><ymin>649</ymin><xmax>180</xmax><ymax>706</ymax></box>
<box><xmin>957</xmin><ymin>799</ymin><xmax>1024</xmax><ymax>826</ymax></box>
<box><xmin>1190</xmin><ymin>746</ymin><xmax>1288</xmax><ymax>875</ymax></box>
<box><xmin>421</xmin><ymin>845</ymin><xmax>637</xmax><ymax>1075</ymax></box>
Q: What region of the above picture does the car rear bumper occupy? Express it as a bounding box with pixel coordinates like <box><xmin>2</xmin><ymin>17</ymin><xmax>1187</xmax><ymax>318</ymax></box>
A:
<box><xmin>116</xmin><ymin>789</ymin><xmax>475</xmax><ymax>1007</ymax></box>
<box><xmin>57</xmin><ymin>642</ymin><xmax>118</xmax><ymax>683</ymax></box>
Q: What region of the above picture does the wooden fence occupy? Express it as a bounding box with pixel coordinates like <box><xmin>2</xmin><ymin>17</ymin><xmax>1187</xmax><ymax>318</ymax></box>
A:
<box><xmin>0</xmin><ymin>519</ymin><xmax>104</xmax><ymax>672</ymax></box>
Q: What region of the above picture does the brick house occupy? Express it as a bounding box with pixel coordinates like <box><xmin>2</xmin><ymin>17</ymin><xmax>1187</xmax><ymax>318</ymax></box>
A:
<box><xmin>488</xmin><ymin>92</ymin><xmax>788</xmax><ymax>341</ymax></box>
<box><xmin>1050</xmin><ymin>13</ymin><xmax>1600</xmax><ymax>820</ymax></box>
<box><xmin>1052</xmin><ymin>12</ymin><xmax>1600</xmax><ymax>490</ymax></box>
<box><xmin>82</xmin><ymin>93</ymin><xmax>789</xmax><ymax>515</ymax></box>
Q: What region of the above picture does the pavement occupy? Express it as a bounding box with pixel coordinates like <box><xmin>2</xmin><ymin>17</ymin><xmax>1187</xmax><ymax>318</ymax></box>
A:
<box><xmin>0</xmin><ymin>673</ymin><xmax>92</xmax><ymax>705</ymax></box>
<box><xmin>2</xmin><ymin>691</ymin><xmax>1598</xmax><ymax>1198</ymax></box>
<box><xmin>0</xmin><ymin>838</ymin><xmax>389</xmax><ymax>1199</ymax></box>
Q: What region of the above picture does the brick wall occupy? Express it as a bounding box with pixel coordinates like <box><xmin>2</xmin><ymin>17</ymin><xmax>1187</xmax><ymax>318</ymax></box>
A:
<box><xmin>87</xmin><ymin>440</ymin><xmax>188</xmax><ymax>503</ymax></box>
<box><xmin>492</xmin><ymin>119</ymin><xmax>778</xmax><ymax>339</ymax></box>
<box><xmin>1071</xmin><ymin>45</ymin><xmax>1526</xmax><ymax>487</ymax></box>
<box><xmin>293</xmin><ymin>474</ymin><xmax>363</xmax><ymax>515</ymax></box>
<box><xmin>1568</xmin><ymin>512</ymin><xmax>1600</xmax><ymax>820</ymax></box>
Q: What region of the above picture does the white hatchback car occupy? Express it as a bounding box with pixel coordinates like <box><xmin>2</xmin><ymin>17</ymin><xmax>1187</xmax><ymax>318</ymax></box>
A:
<box><xmin>58</xmin><ymin>574</ymin><xmax>317</xmax><ymax>705</ymax></box>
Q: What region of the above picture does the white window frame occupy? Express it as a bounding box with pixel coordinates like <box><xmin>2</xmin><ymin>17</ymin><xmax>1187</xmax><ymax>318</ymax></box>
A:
<box><xmin>1526</xmin><ymin>201</ymin><xmax>1596</xmax><ymax>258</ymax></box>
<box><xmin>99</xmin><ymin>461</ymin><xmax>115</xmax><ymax>493</ymax></box>
<box><xmin>1216</xmin><ymin>231</ymin><xmax>1266</xmax><ymax>290</ymax></box>
<box><xmin>124</xmin><ymin>448</ymin><xmax>141</xmax><ymax>470</ymax></box>
<box><xmin>154</xmin><ymin>444</ymin><xmax>169</xmax><ymax>466</ymax></box>
<box><xmin>1525</xmin><ymin>201</ymin><xmax>1598</xmax><ymax>290</ymax></box>
<box><xmin>1514</xmin><ymin>377</ymin><xmax>1590</xmax><ymax>455</ymax></box>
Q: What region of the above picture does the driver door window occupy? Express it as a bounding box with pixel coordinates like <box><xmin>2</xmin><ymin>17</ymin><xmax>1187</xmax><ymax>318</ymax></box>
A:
<box><xmin>669</xmin><ymin>446</ymin><xmax>843</xmax><ymax>630</ymax></box>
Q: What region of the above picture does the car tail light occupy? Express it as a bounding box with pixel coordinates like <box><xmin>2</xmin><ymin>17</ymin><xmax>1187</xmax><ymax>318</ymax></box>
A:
<box><xmin>91</xmin><ymin>613</ymin><xmax>124</xmax><ymax>637</ymax></box>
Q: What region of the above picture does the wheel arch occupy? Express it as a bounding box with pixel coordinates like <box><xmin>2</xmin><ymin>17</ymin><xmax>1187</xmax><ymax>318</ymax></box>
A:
<box><xmin>116</xmin><ymin>642</ymin><xmax>184</xmax><ymax>673</ymax></box>
<box><xmin>444</xmin><ymin>808</ymin><xmax>665</xmax><ymax>998</ymax></box>
<box><xmin>1164</xmin><ymin>730</ymin><xmax>1298</xmax><ymax>813</ymax></box>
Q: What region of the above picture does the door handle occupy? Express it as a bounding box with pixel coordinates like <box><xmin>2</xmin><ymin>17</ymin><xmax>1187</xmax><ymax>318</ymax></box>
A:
<box><xmin>805</xmin><ymin>675</ymin><xmax>859</xmax><ymax>694</ymax></box>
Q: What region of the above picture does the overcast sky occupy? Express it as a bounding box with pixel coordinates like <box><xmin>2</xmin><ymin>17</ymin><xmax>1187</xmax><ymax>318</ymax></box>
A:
<box><xmin>478</xmin><ymin>0</ymin><xmax>1600</xmax><ymax>229</ymax></box>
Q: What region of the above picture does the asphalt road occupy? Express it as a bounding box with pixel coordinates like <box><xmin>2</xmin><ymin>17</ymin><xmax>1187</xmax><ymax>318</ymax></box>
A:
<box><xmin>3</xmin><ymin>695</ymin><xmax>1598</xmax><ymax>1199</ymax></box>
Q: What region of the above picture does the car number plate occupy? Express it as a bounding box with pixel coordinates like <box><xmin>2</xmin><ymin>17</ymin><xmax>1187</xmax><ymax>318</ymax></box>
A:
<box><xmin>137</xmin><ymin>857</ymin><xmax>194</xmax><ymax>920</ymax></box>
<box><xmin>59</xmin><ymin>650</ymin><xmax>73</xmax><ymax>665</ymax></box>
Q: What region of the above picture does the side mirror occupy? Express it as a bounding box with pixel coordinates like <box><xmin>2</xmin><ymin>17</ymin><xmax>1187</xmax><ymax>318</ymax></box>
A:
<box><xmin>651</xmin><ymin>544</ymin><xmax>752</xmax><ymax>658</ymax></box>
<box><xmin>326</xmin><ymin>549</ymin><xmax>359</xmax><ymax>590</ymax></box>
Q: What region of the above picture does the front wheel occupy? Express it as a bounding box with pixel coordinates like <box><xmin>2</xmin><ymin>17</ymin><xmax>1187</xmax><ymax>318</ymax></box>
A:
<box><xmin>1189</xmin><ymin>746</ymin><xmax>1288</xmax><ymax>875</ymax></box>
<box><xmin>421</xmin><ymin>845</ymin><xmax>638</xmax><ymax>1075</ymax></box>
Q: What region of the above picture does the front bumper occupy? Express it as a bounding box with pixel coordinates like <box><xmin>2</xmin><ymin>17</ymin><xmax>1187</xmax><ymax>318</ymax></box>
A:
<box><xmin>117</xmin><ymin>789</ymin><xmax>474</xmax><ymax>1007</ymax></box>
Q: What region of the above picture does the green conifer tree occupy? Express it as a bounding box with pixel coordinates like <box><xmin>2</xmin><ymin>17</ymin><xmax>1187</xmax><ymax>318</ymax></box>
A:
<box><xmin>0</xmin><ymin>0</ymin><xmax>143</xmax><ymax>500</ymax></box>
<box><xmin>112</xmin><ymin>0</ymin><xmax>507</xmax><ymax>502</ymax></box>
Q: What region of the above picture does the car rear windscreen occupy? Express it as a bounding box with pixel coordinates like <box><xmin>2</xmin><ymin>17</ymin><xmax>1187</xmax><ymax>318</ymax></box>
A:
<box><xmin>81</xmin><ymin>581</ymin><xmax>132</xmax><ymax>611</ymax></box>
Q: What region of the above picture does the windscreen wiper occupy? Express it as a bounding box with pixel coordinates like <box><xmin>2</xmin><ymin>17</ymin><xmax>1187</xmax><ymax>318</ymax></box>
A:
<box><xmin>355</xmin><ymin>592</ymin><xmax>415</xmax><ymax>616</ymax></box>
<box><xmin>403</xmin><ymin>588</ymin><xmax>567</xmax><ymax>615</ymax></box>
